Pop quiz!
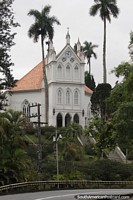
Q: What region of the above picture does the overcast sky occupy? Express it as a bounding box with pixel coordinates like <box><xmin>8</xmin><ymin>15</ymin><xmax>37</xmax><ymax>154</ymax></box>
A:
<box><xmin>11</xmin><ymin>0</ymin><xmax>133</xmax><ymax>86</ymax></box>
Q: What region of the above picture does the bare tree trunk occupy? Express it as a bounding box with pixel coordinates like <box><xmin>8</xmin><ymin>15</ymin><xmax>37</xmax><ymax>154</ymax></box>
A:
<box><xmin>41</xmin><ymin>36</ymin><xmax>49</xmax><ymax>124</ymax></box>
<box><xmin>103</xmin><ymin>17</ymin><xmax>107</xmax><ymax>83</ymax></box>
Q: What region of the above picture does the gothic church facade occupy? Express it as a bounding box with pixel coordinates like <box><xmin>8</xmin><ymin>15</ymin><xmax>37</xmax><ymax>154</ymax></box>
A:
<box><xmin>8</xmin><ymin>31</ymin><xmax>93</xmax><ymax>127</ymax></box>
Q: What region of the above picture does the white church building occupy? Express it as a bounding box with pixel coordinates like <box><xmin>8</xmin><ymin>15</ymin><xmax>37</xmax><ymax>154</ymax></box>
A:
<box><xmin>8</xmin><ymin>31</ymin><xmax>93</xmax><ymax>127</ymax></box>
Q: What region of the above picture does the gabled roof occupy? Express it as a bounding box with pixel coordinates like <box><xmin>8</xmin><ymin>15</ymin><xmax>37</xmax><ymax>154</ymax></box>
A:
<box><xmin>56</xmin><ymin>44</ymin><xmax>82</xmax><ymax>62</ymax></box>
<box><xmin>12</xmin><ymin>61</ymin><xmax>43</xmax><ymax>91</ymax></box>
<box><xmin>12</xmin><ymin>61</ymin><xmax>93</xmax><ymax>95</ymax></box>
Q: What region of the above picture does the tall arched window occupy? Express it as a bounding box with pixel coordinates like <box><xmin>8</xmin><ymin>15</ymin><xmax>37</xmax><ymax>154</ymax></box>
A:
<box><xmin>66</xmin><ymin>90</ymin><xmax>70</xmax><ymax>105</ymax></box>
<box><xmin>57</xmin><ymin>89</ymin><xmax>62</xmax><ymax>104</ymax></box>
<box><xmin>22</xmin><ymin>99</ymin><xmax>30</xmax><ymax>121</ymax></box>
<box><xmin>58</xmin><ymin>64</ymin><xmax>62</xmax><ymax>78</ymax></box>
<box><xmin>66</xmin><ymin>65</ymin><xmax>70</xmax><ymax>79</ymax></box>
<box><xmin>74</xmin><ymin>65</ymin><xmax>79</xmax><ymax>79</ymax></box>
<box><xmin>87</xmin><ymin>103</ymin><xmax>91</xmax><ymax>118</ymax></box>
<box><xmin>74</xmin><ymin>90</ymin><xmax>78</xmax><ymax>105</ymax></box>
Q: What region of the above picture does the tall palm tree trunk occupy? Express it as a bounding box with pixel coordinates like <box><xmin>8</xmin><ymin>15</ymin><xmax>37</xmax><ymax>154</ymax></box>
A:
<box><xmin>88</xmin><ymin>58</ymin><xmax>91</xmax><ymax>74</ymax></box>
<box><xmin>41</xmin><ymin>36</ymin><xmax>49</xmax><ymax>124</ymax></box>
<box><xmin>103</xmin><ymin>17</ymin><xmax>107</xmax><ymax>83</ymax></box>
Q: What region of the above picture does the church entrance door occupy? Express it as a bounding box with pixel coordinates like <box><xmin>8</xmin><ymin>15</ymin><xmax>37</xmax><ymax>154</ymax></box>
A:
<box><xmin>57</xmin><ymin>113</ymin><xmax>62</xmax><ymax>127</ymax></box>
<box><xmin>73</xmin><ymin>114</ymin><xmax>79</xmax><ymax>124</ymax></box>
<box><xmin>65</xmin><ymin>113</ymin><xmax>71</xmax><ymax>127</ymax></box>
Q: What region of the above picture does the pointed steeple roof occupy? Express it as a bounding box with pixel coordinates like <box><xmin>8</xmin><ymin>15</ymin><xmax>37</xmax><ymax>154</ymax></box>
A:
<box><xmin>77</xmin><ymin>38</ymin><xmax>81</xmax><ymax>51</ymax></box>
<box><xmin>66</xmin><ymin>27</ymin><xmax>70</xmax><ymax>45</ymax></box>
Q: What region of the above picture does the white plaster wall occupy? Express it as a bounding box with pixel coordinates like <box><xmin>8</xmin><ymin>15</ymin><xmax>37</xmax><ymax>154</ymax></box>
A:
<box><xmin>84</xmin><ymin>93</ymin><xmax>92</xmax><ymax>126</ymax></box>
<box><xmin>9</xmin><ymin>90</ymin><xmax>45</xmax><ymax>123</ymax></box>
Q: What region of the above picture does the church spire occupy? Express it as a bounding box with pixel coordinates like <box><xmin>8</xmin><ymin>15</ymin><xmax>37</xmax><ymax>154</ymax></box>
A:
<box><xmin>77</xmin><ymin>38</ymin><xmax>81</xmax><ymax>52</ymax></box>
<box><xmin>66</xmin><ymin>27</ymin><xmax>70</xmax><ymax>45</ymax></box>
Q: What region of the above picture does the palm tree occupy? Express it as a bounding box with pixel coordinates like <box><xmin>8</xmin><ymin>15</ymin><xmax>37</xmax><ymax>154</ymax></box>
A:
<box><xmin>90</xmin><ymin>0</ymin><xmax>119</xmax><ymax>83</ymax></box>
<box><xmin>0</xmin><ymin>109</ymin><xmax>29</xmax><ymax>184</ymax></box>
<box><xmin>83</xmin><ymin>41</ymin><xmax>98</xmax><ymax>74</ymax></box>
<box><xmin>27</xmin><ymin>5</ymin><xmax>60</xmax><ymax>124</ymax></box>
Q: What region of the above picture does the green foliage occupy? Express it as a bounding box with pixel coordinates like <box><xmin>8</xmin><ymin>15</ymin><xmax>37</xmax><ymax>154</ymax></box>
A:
<box><xmin>112</xmin><ymin>102</ymin><xmax>133</xmax><ymax>150</ymax></box>
<box><xmin>83</xmin><ymin>41</ymin><xmax>98</xmax><ymax>74</ymax></box>
<box><xmin>41</xmin><ymin>125</ymin><xmax>56</xmax><ymax>137</ymax></box>
<box><xmin>106</xmin><ymin>83</ymin><xmax>126</xmax><ymax>114</ymax></box>
<box><xmin>89</xmin><ymin>0</ymin><xmax>119</xmax><ymax>83</ymax></box>
<box><xmin>85</xmin><ymin>117</ymin><xmax>116</xmax><ymax>154</ymax></box>
<box><xmin>129</xmin><ymin>31</ymin><xmax>133</xmax><ymax>45</ymax></box>
<box><xmin>27</xmin><ymin>6</ymin><xmax>60</xmax><ymax>42</ymax></box>
<box><xmin>85</xmin><ymin>159</ymin><xmax>133</xmax><ymax>181</ymax></box>
<box><xmin>91</xmin><ymin>83</ymin><xmax>112</xmax><ymax>119</ymax></box>
<box><xmin>0</xmin><ymin>0</ymin><xmax>19</xmax><ymax>88</ymax></box>
<box><xmin>103</xmin><ymin>62</ymin><xmax>133</xmax><ymax>154</ymax></box>
<box><xmin>111</xmin><ymin>62</ymin><xmax>133</xmax><ymax>81</ymax></box>
<box><xmin>85</xmin><ymin>71</ymin><xmax>96</xmax><ymax>91</ymax></box>
<box><xmin>0</xmin><ymin>0</ymin><xmax>19</xmax><ymax>110</ymax></box>
<box><xmin>0</xmin><ymin>109</ymin><xmax>34</xmax><ymax>185</ymax></box>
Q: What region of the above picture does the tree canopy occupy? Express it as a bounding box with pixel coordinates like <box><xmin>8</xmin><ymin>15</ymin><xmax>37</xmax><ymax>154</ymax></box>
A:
<box><xmin>0</xmin><ymin>0</ymin><xmax>19</xmax><ymax>110</ymax></box>
<box><xmin>90</xmin><ymin>0</ymin><xmax>119</xmax><ymax>83</ymax></box>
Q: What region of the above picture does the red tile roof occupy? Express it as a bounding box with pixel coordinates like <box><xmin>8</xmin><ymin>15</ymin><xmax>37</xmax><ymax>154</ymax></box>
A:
<box><xmin>12</xmin><ymin>62</ymin><xmax>43</xmax><ymax>91</ymax></box>
<box><xmin>84</xmin><ymin>85</ymin><xmax>93</xmax><ymax>94</ymax></box>
<box><xmin>12</xmin><ymin>61</ymin><xmax>93</xmax><ymax>95</ymax></box>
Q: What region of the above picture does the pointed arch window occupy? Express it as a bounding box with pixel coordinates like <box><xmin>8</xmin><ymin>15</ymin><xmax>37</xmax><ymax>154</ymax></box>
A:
<box><xmin>74</xmin><ymin>90</ymin><xmax>78</xmax><ymax>105</ymax></box>
<box><xmin>66</xmin><ymin>65</ymin><xmax>70</xmax><ymax>79</ymax></box>
<box><xmin>66</xmin><ymin>90</ymin><xmax>70</xmax><ymax>105</ymax></box>
<box><xmin>58</xmin><ymin>64</ymin><xmax>62</xmax><ymax>78</ymax></box>
<box><xmin>74</xmin><ymin>65</ymin><xmax>79</xmax><ymax>79</ymax></box>
<box><xmin>22</xmin><ymin>99</ymin><xmax>30</xmax><ymax>121</ymax></box>
<box><xmin>57</xmin><ymin>89</ymin><xmax>62</xmax><ymax>104</ymax></box>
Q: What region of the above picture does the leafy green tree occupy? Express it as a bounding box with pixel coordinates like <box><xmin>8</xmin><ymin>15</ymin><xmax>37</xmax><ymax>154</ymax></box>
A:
<box><xmin>60</xmin><ymin>123</ymin><xmax>84</xmax><ymax>161</ymax></box>
<box><xmin>28</xmin><ymin>5</ymin><xmax>60</xmax><ymax>124</ymax></box>
<box><xmin>90</xmin><ymin>0</ymin><xmax>119</xmax><ymax>83</ymax></box>
<box><xmin>0</xmin><ymin>0</ymin><xmax>19</xmax><ymax>110</ymax></box>
<box><xmin>85</xmin><ymin>117</ymin><xmax>116</xmax><ymax>156</ymax></box>
<box><xmin>0</xmin><ymin>109</ymin><xmax>33</xmax><ymax>185</ymax></box>
<box><xmin>86</xmin><ymin>159</ymin><xmax>133</xmax><ymax>181</ymax></box>
<box><xmin>129</xmin><ymin>31</ymin><xmax>133</xmax><ymax>45</ymax></box>
<box><xmin>91</xmin><ymin>83</ymin><xmax>112</xmax><ymax>119</ymax></box>
<box><xmin>111</xmin><ymin>62</ymin><xmax>133</xmax><ymax>81</ymax></box>
<box><xmin>106</xmin><ymin>62</ymin><xmax>133</xmax><ymax>154</ymax></box>
<box><xmin>83</xmin><ymin>41</ymin><xmax>98</xmax><ymax>74</ymax></box>
<box><xmin>85</xmin><ymin>71</ymin><xmax>96</xmax><ymax>91</ymax></box>
<box><xmin>108</xmin><ymin>62</ymin><xmax>133</xmax><ymax>114</ymax></box>
<box><xmin>129</xmin><ymin>31</ymin><xmax>133</xmax><ymax>61</ymax></box>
